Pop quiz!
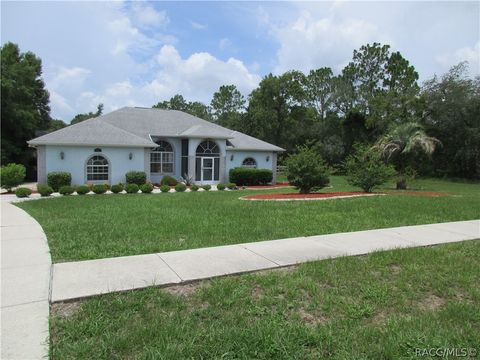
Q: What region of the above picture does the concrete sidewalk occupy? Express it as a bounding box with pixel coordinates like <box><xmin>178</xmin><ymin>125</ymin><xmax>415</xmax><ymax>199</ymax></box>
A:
<box><xmin>1</xmin><ymin>202</ymin><xmax>51</xmax><ymax>360</ymax></box>
<box><xmin>51</xmin><ymin>220</ymin><xmax>479</xmax><ymax>302</ymax></box>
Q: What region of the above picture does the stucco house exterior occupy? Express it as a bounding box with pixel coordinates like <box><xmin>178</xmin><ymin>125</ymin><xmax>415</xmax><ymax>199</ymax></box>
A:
<box><xmin>28</xmin><ymin>107</ymin><xmax>285</xmax><ymax>185</ymax></box>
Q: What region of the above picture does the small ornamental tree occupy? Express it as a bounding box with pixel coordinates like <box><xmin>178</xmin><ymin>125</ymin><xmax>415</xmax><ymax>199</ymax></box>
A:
<box><xmin>285</xmin><ymin>146</ymin><xmax>330</xmax><ymax>194</ymax></box>
<box><xmin>345</xmin><ymin>145</ymin><xmax>396</xmax><ymax>193</ymax></box>
<box><xmin>0</xmin><ymin>163</ymin><xmax>26</xmax><ymax>192</ymax></box>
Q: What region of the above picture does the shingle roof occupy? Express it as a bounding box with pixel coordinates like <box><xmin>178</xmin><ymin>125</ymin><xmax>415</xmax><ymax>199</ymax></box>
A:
<box><xmin>28</xmin><ymin>107</ymin><xmax>285</xmax><ymax>151</ymax></box>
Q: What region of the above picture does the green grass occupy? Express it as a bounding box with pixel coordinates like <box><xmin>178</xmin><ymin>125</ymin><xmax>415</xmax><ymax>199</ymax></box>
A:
<box><xmin>16</xmin><ymin>176</ymin><xmax>479</xmax><ymax>263</ymax></box>
<box><xmin>50</xmin><ymin>240</ymin><xmax>480</xmax><ymax>359</ymax></box>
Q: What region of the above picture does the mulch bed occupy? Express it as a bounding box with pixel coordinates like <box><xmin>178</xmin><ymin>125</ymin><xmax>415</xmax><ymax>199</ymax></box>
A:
<box><xmin>241</xmin><ymin>191</ymin><xmax>381</xmax><ymax>201</ymax></box>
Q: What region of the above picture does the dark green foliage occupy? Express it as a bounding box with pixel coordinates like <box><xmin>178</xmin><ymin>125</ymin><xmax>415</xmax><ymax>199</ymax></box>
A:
<box><xmin>37</xmin><ymin>184</ymin><xmax>53</xmax><ymax>197</ymax></box>
<box><xmin>75</xmin><ymin>185</ymin><xmax>89</xmax><ymax>195</ymax></box>
<box><xmin>140</xmin><ymin>183</ymin><xmax>153</xmax><ymax>194</ymax></box>
<box><xmin>229</xmin><ymin>168</ymin><xmax>273</xmax><ymax>186</ymax></box>
<box><xmin>70</xmin><ymin>104</ymin><xmax>103</xmax><ymax>125</ymax></box>
<box><xmin>227</xmin><ymin>183</ymin><xmax>237</xmax><ymax>190</ymax></box>
<box><xmin>160</xmin><ymin>185</ymin><xmax>170</xmax><ymax>193</ymax></box>
<box><xmin>91</xmin><ymin>184</ymin><xmax>107</xmax><ymax>194</ymax></box>
<box><xmin>285</xmin><ymin>146</ymin><xmax>330</xmax><ymax>193</ymax></box>
<box><xmin>47</xmin><ymin>172</ymin><xmax>71</xmax><ymax>192</ymax></box>
<box><xmin>15</xmin><ymin>187</ymin><xmax>32</xmax><ymax>198</ymax></box>
<box><xmin>345</xmin><ymin>145</ymin><xmax>396</xmax><ymax>192</ymax></box>
<box><xmin>210</xmin><ymin>85</ymin><xmax>245</xmax><ymax>128</ymax></box>
<box><xmin>126</xmin><ymin>184</ymin><xmax>139</xmax><ymax>194</ymax></box>
<box><xmin>160</xmin><ymin>175</ymin><xmax>177</xmax><ymax>186</ymax></box>
<box><xmin>190</xmin><ymin>184</ymin><xmax>199</xmax><ymax>192</ymax></box>
<box><xmin>217</xmin><ymin>184</ymin><xmax>226</xmax><ymax>191</ymax></box>
<box><xmin>110</xmin><ymin>184</ymin><xmax>124</xmax><ymax>194</ymax></box>
<box><xmin>201</xmin><ymin>184</ymin><xmax>211</xmax><ymax>191</ymax></box>
<box><xmin>153</xmin><ymin>94</ymin><xmax>212</xmax><ymax>121</ymax></box>
<box><xmin>59</xmin><ymin>185</ymin><xmax>74</xmax><ymax>195</ymax></box>
<box><xmin>1</xmin><ymin>163</ymin><xmax>26</xmax><ymax>191</ymax></box>
<box><xmin>125</xmin><ymin>171</ymin><xmax>146</xmax><ymax>186</ymax></box>
<box><xmin>175</xmin><ymin>183</ymin><xmax>187</xmax><ymax>192</ymax></box>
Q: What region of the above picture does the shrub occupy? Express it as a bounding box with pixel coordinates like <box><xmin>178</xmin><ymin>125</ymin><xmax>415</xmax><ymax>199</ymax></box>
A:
<box><xmin>160</xmin><ymin>185</ymin><xmax>170</xmax><ymax>193</ymax></box>
<box><xmin>59</xmin><ymin>185</ymin><xmax>75</xmax><ymax>195</ymax></box>
<box><xmin>111</xmin><ymin>184</ymin><xmax>124</xmax><ymax>194</ymax></box>
<box><xmin>140</xmin><ymin>183</ymin><xmax>154</xmax><ymax>193</ymax></box>
<box><xmin>126</xmin><ymin>183</ymin><xmax>139</xmax><ymax>194</ymax></box>
<box><xmin>202</xmin><ymin>184</ymin><xmax>211</xmax><ymax>191</ymax></box>
<box><xmin>15</xmin><ymin>187</ymin><xmax>32</xmax><ymax>198</ymax></box>
<box><xmin>125</xmin><ymin>171</ymin><xmax>146</xmax><ymax>185</ymax></box>
<box><xmin>37</xmin><ymin>184</ymin><xmax>53</xmax><ymax>197</ymax></box>
<box><xmin>161</xmin><ymin>175</ymin><xmax>178</xmax><ymax>186</ymax></box>
<box><xmin>217</xmin><ymin>183</ymin><xmax>226</xmax><ymax>191</ymax></box>
<box><xmin>91</xmin><ymin>184</ymin><xmax>107</xmax><ymax>194</ymax></box>
<box><xmin>175</xmin><ymin>183</ymin><xmax>187</xmax><ymax>192</ymax></box>
<box><xmin>227</xmin><ymin>183</ymin><xmax>237</xmax><ymax>190</ymax></box>
<box><xmin>75</xmin><ymin>185</ymin><xmax>89</xmax><ymax>195</ymax></box>
<box><xmin>190</xmin><ymin>184</ymin><xmax>199</xmax><ymax>192</ymax></box>
<box><xmin>229</xmin><ymin>167</ymin><xmax>273</xmax><ymax>186</ymax></box>
<box><xmin>1</xmin><ymin>163</ymin><xmax>26</xmax><ymax>192</ymax></box>
<box><xmin>47</xmin><ymin>172</ymin><xmax>71</xmax><ymax>192</ymax></box>
<box><xmin>345</xmin><ymin>145</ymin><xmax>397</xmax><ymax>193</ymax></box>
<box><xmin>285</xmin><ymin>146</ymin><xmax>330</xmax><ymax>194</ymax></box>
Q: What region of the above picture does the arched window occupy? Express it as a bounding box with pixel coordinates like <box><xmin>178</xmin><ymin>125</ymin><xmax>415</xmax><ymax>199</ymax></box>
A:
<box><xmin>196</xmin><ymin>140</ymin><xmax>220</xmax><ymax>156</ymax></box>
<box><xmin>195</xmin><ymin>140</ymin><xmax>220</xmax><ymax>182</ymax></box>
<box><xmin>151</xmin><ymin>140</ymin><xmax>174</xmax><ymax>173</ymax></box>
<box><xmin>86</xmin><ymin>155</ymin><xmax>109</xmax><ymax>181</ymax></box>
<box><xmin>242</xmin><ymin>157</ymin><xmax>257</xmax><ymax>168</ymax></box>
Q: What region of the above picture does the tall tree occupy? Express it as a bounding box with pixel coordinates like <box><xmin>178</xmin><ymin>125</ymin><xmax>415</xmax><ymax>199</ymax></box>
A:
<box><xmin>1</xmin><ymin>42</ymin><xmax>51</xmax><ymax>166</ymax></box>
<box><xmin>70</xmin><ymin>104</ymin><xmax>103</xmax><ymax>125</ymax></box>
<box><xmin>210</xmin><ymin>85</ymin><xmax>245</xmax><ymax>128</ymax></box>
<box><xmin>305</xmin><ymin>67</ymin><xmax>334</xmax><ymax>121</ymax></box>
<box><xmin>153</xmin><ymin>95</ymin><xmax>211</xmax><ymax>120</ymax></box>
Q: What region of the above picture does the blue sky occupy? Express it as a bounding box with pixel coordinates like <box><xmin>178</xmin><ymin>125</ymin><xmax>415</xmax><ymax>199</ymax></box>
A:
<box><xmin>2</xmin><ymin>1</ymin><xmax>479</xmax><ymax>122</ymax></box>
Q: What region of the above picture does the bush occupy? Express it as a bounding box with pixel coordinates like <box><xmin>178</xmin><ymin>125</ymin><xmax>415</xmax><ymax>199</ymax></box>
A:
<box><xmin>190</xmin><ymin>184</ymin><xmax>199</xmax><ymax>191</ymax></box>
<box><xmin>161</xmin><ymin>175</ymin><xmax>178</xmax><ymax>186</ymax></box>
<box><xmin>91</xmin><ymin>184</ymin><xmax>107</xmax><ymax>194</ymax></box>
<box><xmin>111</xmin><ymin>184</ymin><xmax>124</xmax><ymax>194</ymax></box>
<box><xmin>140</xmin><ymin>183</ymin><xmax>154</xmax><ymax>193</ymax></box>
<box><xmin>37</xmin><ymin>184</ymin><xmax>53</xmax><ymax>197</ymax></box>
<box><xmin>59</xmin><ymin>185</ymin><xmax>75</xmax><ymax>195</ymax></box>
<box><xmin>202</xmin><ymin>184</ymin><xmax>211</xmax><ymax>191</ymax></box>
<box><xmin>15</xmin><ymin>187</ymin><xmax>32</xmax><ymax>198</ymax></box>
<box><xmin>160</xmin><ymin>184</ymin><xmax>170</xmax><ymax>193</ymax></box>
<box><xmin>175</xmin><ymin>183</ymin><xmax>187</xmax><ymax>192</ymax></box>
<box><xmin>285</xmin><ymin>146</ymin><xmax>330</xmax><ymax>194</ymax></box>
<box><xmin>217</xmin><ymin>183</ymin><xmax>226</xmax><ymax>191</ymax></box>
<box><xmin>126</xmin><ymin>183</ymin><xmax>139</xmax><ymax>194</ymax></box>
<box><xmin>75</xmin><ymin>185</ymin><xmax>89</xmax><ymax>195</ymax></box>
<box><xmin>345</xmin><ymin>145</ymin><xmax>397</xmax><ymax>193</ymax></box>
<box><xmin>229</xmin><ymin>167</ymin><xmax>273</xmax><ymax>186</ymax></box>
<box><xmin>1</xmin><ymin>163</ymin><xmax>26</xmax><ymax>192</ymax></box>
<box><xmin>125</xmin><ymin>171</ymin><xmax>146</xmax><ymax>185</ymax></box>
<box><xmin>227</xmin><ymin>183</ymin><xmax>237</xmax><ymax>190</ymax></box>
<box><xmin>47</xmin><ymin>172</ymin><xmax>71</xmax><ymax>192</ymax></box>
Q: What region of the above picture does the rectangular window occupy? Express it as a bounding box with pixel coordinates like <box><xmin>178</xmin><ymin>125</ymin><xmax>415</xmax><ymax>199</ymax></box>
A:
<box><xmin>150</xmin><ymin>151</ymin><xmax>174</xmax><ymax>174</ymax></box>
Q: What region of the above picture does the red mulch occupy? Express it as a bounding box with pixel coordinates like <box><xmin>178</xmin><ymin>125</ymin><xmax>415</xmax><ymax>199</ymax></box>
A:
<box><xmin>243</xmin><ymin>191</ymin><xmax>374</xmax><ymax>200</ymax></box>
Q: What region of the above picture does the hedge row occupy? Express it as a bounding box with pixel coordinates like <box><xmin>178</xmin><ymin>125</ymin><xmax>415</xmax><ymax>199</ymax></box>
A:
<box><xmin>229</xmin><ymin>167</ymin><xmax>272</xmax><ymax>186</ymax></box>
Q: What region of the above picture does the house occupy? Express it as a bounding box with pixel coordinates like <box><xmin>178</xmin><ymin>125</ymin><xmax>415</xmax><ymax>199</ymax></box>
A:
<box><xmin>28</xmin><ymin>107</ymin><xmax>285</xmax><ymax>185</ymax></box>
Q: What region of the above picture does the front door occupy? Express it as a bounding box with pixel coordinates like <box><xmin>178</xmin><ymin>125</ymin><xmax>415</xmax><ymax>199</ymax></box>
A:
<box><xmin>201</xmin><ymin>157</ymin><xmax>214</xmax><ymax>182</ymax></box>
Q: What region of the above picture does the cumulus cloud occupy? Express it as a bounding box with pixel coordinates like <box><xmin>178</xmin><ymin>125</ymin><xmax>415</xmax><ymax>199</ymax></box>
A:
<box><xmin>130</xmin><ymin>2</ymin><xmax>169</xmax><ymax>29</ymax></box>
<box><xmin>191</xmin><ymin>21</ymin><xmax>207</xmax><ymax>30</ymax></box>
<box><xmin>435</xmin><ymin>41</ymin><xmax>480</xmax><ymax>76</ymax></box>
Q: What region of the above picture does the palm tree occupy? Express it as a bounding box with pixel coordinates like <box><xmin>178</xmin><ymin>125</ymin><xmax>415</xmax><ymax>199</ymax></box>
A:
<box><xmin>375</xmin><ymin>122</ymin><xmax>441</xmax><ymax>189</ymax></box>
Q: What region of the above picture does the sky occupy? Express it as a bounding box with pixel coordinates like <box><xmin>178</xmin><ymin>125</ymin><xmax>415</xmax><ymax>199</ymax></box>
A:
<box><xmin>1</xmin><ymin>1</ymin><xmax>479</xmax><ymax>122</ymax></box>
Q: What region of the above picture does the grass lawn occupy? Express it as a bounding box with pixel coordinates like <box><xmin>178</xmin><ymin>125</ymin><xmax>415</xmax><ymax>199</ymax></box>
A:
<box><xmin>50</xmin><ymin>240</ymin><xmax>480</xmax><ymax>359</ymax></box>
<box><xmin>16</xmin><ymin>176</ymin><xmax>480</xmax><ymax>263</ymax></box>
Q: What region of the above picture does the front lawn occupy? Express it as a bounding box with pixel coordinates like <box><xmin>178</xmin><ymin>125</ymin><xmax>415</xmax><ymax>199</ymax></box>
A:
<box><xmin>50</xmin><ymin>240</ymin><xmax>480</xmax><ymax>359</ymax></box>
<box><xmin>16</xmin><ymin>176</ymin><xmax>480</xmax><ymax>262</ymax></box>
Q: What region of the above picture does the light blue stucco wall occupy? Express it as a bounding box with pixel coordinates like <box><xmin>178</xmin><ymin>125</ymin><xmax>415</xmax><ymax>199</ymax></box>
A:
<box><xmin>225</xmin><ymin>150</ymin><xmax>275</xmax><ymax>179</ymax></box>
<box><xmin>44</xmin><ymin>145</ymin><xmax>146</xmax><ymax>185</ymax></box>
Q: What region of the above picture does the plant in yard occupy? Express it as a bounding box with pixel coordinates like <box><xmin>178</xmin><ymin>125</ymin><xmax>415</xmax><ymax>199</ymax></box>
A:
<box><xmin>285</xmin><ymin>146</ymin><xmax>330</xmax><ymax>193</ymax></box>
<box><xmin>160</xmin><ymin>185</ymin><xmax>170</xmax><ymax>193</ymax></box>
<box><xmin>140</xmin><ymin>183</ymin><xmax>154</xmax><ymax>194</ymax></box>
<box><xmin>126</xmin><ymin>184</ymin><xmax>139</xmax><ymax>194</ymax></box>
<box><xmin>0</xmin><ymin>163</ymin><xmax>26</xmax><ymax>192</ymax></box>
<box><xmin>229</xmin><ymin>168</ymin><xmax>272</xmax><ymax>186</ymax></box>
<box><xmin>47</xmin><ymin>172</ymin><xmax>72</xmax><ymax>192</ymax></box>
<box><xmin>181</xmin><ymin>173</ymin><xmax>195</xmax><ymax>186</ymax></box>
<box><xmin>227</xmin><ymin>183</ymin><xmax>237</xmax><ymax>190</ymax></box>
<box><xmin>37</xmin><ymin>184</ymin><xmax>53</xmax><ymax>197</ymax></box>
<box><xmin>59</xmin><ymin>185</ymin><xmax>75</xmax><ymax>195</ymax></box>
<box><xmin>161</xmin><ymin>175</ymin><xmax>178</xmax><ymax>186</ymax></box>
<box><xmin>111</xmin><ymin>184</ymin><xmax>124</xmax><ymax>194</ymax></box>
<box><xmin>190</xmin><ymin>184</ymin><xmax>199</xmax><ymax>192</ymax></box>
<box><xmin>375</xmin><ymin>122</ymin><xmax>440</xmax><ymax>189</ymax></box>
<box><xmin>125</xmin><ymin>171</ymin><xmax>146</xmax><ymax>185</ymax></box>
<box><xmin>217</xmin><ymin>184</ymin><xmax>226</xmax><ymax>191</ymax></box>
<box><xmin>91</xmin><ymin>184</ymin><xmax>107</xmax><ymax>194</ymax></box>
<box><xmin>345</xmin><ymin>145</ymin><xmax>396</xmax><ymax>193</ymax></box>
<box><xmin>175</xmin><ymin>183</ymin><xmax>187</xmax><ymax>192</ymax></box>
<box><xmin>75</xmin><ymin>185</ymin><xmax>90</xmax><ymax>195</ymax></box>
<box><xmin>202</xmin><ymin>184</ymin><xmax>211</xmax><ymax>191</ymax></box>
<box><xmin>15</xmin><ymin>187</ymin><xmax>32</xmax><ymax>198</ymax></box>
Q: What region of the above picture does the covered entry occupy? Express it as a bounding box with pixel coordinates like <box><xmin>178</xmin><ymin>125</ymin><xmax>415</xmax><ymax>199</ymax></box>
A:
<box><xmin>195</xmin><ymin>140</ymin><xmax>220</xmax><ymax>183</ymax></box>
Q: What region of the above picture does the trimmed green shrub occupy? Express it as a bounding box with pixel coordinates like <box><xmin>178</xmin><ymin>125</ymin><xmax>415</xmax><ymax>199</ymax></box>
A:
<box><xmin>37</xmin><ymin>184</ymin><xmax>53</xmax><ymax>197</ymax></box>
<box><xmin>47</xmin><ymin>172</ymin><xmax>71</xmax><ymax>192</ymax></box>
<box><xmin>160</xmin><ymin>185</ymin><xmax>170</xmax><ymax>193</ymax></box>
<box><xmin>1</xmin><ymin>163</ymin><xmax>26</xmax><ymax>192</ymax></box>
<box><xmin>126</xmin><ymin>183</ymin><xmax>139</xmax><ymax>194</ymax></box>
<box><xmin>345</xmin><ymin>145</ymin><xmax>396</xmax><ymax>193</ymax></box>
<box><xmin>92</xmin><ymin>184</ymin><xmax>107</xmax><ymax>194</ymax></box>
<box><xmin>125</xmin><ymin>171</ymin><xmax>146</xmax><ymax>185</ymax></box>
<box><xmin>190</xmin><ymin>184</ymin><xmax>199</xmax><ymax>192</ymax></box>
<box><xmin>140</xmin><ymin>183</ymin><xmax>154</xmax><ymax>193</ymax></box>
<box><xmin>229</xmin><ymin>167</ymin><xmax>273</xmax><ymax>186</ymax></box>
<box><xmin>161</xmin><ymin>175</ymin><xmax>178</xmax><ymax>186</ymax></box>
<box><xmin>286</xmin><ymin>146</ymin><xmax>330</xmax><ymax>194</ymax></box>
<box><xmin>15</xmin><ymin>187</ymin><xmax>32</xmax><ymax>198</ymax></box>
<box><xmin>227</xmin><ymin>183</ymin><xmax>237</xmax><ymax>190</ymax></box>
<box><xmin>59</xmin><ymin>185</ymin><xmax>75</xmax><ymax>195</ymax></box>
<box><xmin>175</xmin><ymin>183</ymin><xmax>187</xmax><ymax>192</ymax></box>
<box><xmin>217</xmin><ymin>183</ymin><xmax>226</xmax><ymax>191</ymax></box>
<box><xmin>75</xmin><ymin>185</ymin><xmax>89</xmax><ymax>195</ymax></box>
<box><xmin>202</xmin><ymin>184</ymin><xmax>211</xmax><ymax>191</ymax></box>
<box><xmin>111</xmin><ymin>184</ymin><xmax>124</xmax><ymax>194</ymax></box>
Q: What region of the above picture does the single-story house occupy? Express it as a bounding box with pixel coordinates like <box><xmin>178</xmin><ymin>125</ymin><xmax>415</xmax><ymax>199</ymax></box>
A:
<box><xmin>28</xmin><ymin>107</ymin><xmax>285</xmax><ymax>185</ymax></box>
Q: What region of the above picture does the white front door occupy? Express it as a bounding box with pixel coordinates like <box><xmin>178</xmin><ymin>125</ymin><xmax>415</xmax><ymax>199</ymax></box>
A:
<box><xmin>201</xmin><ymin>157</ymin><xmax>215</xmax><ymax>183</ymax></box>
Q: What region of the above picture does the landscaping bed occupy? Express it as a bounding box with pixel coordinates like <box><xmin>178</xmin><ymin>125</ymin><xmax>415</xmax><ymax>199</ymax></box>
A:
<box><xmin>241</xmin><ymin>191</ymin><xmax>381</xmax><ymax>201</ymax></box>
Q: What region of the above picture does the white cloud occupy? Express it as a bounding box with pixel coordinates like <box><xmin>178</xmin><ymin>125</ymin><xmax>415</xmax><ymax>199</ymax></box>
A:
<box><xmin>219</xmin><ymin>38</ymin><xmax>232</xmax><ymax>50</ymax></box>
<box><xmin>435</xmin><ymin>41</ymin><xmax>480</xmax><ymax>76</ymax></box>
<box><xmin>191</xmin><ymin>21</ymin><xmax>207</xmax><ymax>30</ymax></box>
<box><xmin>130</xmin><ymin>2</ymin><xmax>169</xmax><ymax>29</ymax></box>
<box><xmin>51</xmin><ymin>66</ymin><xmax>90</xmax><ymax>84</ymax></box>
